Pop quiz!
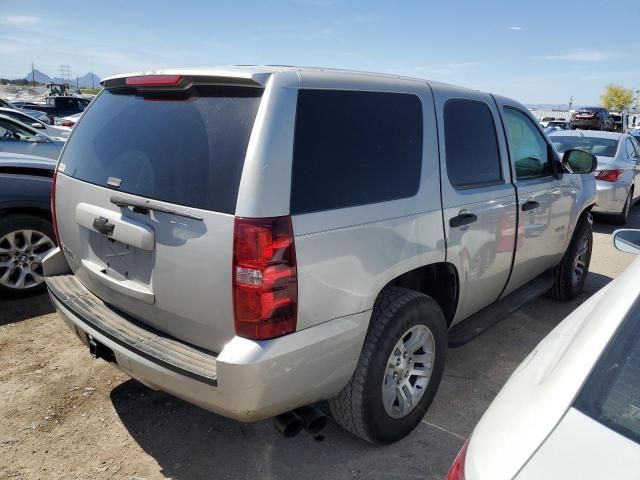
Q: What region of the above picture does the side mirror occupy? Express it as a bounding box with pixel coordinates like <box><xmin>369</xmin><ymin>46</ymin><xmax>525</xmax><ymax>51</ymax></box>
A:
<box><xmin>31</xmin><ymin>122</ymin><xmax>44</xmax><ymax>129</ymax></box>
<box><xmin>562</xmin><ymin>148</ymin><xmax>597</xmax><ymax>174</ymax></box>
<box><xmin>613</xmin><ymin>229</ymin><xmax>640</xmax><ymax>255</ymax></box>
<box><xmin>34</xmin><ymin>133</ymin><xmax>50</xmax><ymax>143</ymax></box>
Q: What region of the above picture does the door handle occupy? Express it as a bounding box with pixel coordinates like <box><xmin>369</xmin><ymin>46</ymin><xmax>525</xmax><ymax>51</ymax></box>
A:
<box><xmin>522</xmin><ymin>200</ymin><xmax>540</xmax><ymax>212</ymax></box>
<box><xmin>450</xmin><ymin>213</ymin><xmax>478</xmax><ymax>228</ymax></box>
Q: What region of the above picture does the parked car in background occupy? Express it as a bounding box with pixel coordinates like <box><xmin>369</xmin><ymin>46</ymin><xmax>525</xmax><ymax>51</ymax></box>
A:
<box><xmin>610</xmin><ymin>111</ymin><xmax>626</xmax><ymax>132</ymax></box>
<box><xmin>44</xmin><ymin>67</ymin><xmax>597</xmax><ymax>445</ymax></box>
<box><xmin>544</xmin><ymin>120</ymin><xmax>570</xmax><ymax>134</ymax></box>
<box><xmin>0</xmin><ymin>114</ymin><xmax>65</xmax><ymax>160</ymax></box>
<box><xmin>0</xmin><ymin>97</ymin><xmax>53</xmax><ymax>124</ymax></box>
<box><xmin>447</xmin><ymin>229</ymin><xmax>640</xmax><ymax>480</ymax></box>
<box><xmin>0</xmin><ymin>152</ymin><xmax>57</xmax><ymax>297</ymax></box>
<box><xmin>550</xmin><ymin>131</ymin><xmax>640</xmax><ymax>224</ymax></box>
<box><xmin>0</xmin><ymin>107</ymin><xmax>71</xmax><ymax>138</ymax></box>
<box><xmin>570</xmin><ymin>107</ymin><xmax>615</xmax><ymax>131</ymax></box>
<box><xmin>25</xmin><ymin>96</ymin><xmax>91</xmax><ymax>123</ymax></box>
<box><xmin>55</xmin><ymin>112</ymin><xmax>82</xmax><ymax>128</ymax></box>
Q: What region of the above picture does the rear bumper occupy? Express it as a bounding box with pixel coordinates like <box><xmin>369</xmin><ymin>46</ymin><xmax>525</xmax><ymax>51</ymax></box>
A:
<box><xmin>45</xmin><ymin>256</ymin><xmax>369</xmax><ymax>422</ymax></box>
<box><xmin>570</xmin><ymin>119</ymin><xmax>598</xmax><ymax>129</ymax></box>
<box><xmin>592</xmin><ymin>181</ymin><xmax>628</xmax><ymax>214</ymax></box>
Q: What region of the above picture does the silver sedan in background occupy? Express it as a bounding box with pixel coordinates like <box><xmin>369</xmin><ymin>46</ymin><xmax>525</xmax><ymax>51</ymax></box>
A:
<box><xmin>550</xmin><ymin>130</ymin><xmax>640</xmax><ymax>224</ymax></box>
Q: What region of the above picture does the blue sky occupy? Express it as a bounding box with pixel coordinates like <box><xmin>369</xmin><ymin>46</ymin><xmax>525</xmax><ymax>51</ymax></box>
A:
<box><xmin>1</xmin><ymin>0</ymin><xmax>639</xmax><ymax>104</ymax></box>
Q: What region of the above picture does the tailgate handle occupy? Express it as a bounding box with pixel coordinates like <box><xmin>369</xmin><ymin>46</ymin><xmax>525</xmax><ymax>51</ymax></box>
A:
<box><xmin>93</xmin><ymin>216</ymin><xmax>115</xmax><ymax>237</ymax></box>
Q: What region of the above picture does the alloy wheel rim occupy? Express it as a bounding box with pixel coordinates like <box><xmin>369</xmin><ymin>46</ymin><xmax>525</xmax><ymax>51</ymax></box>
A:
<box><xmin>382</xmin><ymin>325</ymin><xmax>435</xmax><ymax>419</ymax></box>
<box><xmin>571</xmin><ymin>234</ymin><xmax>590</xmax><ymax>288</ymax></box>
<box><xmin>0</xmin><ymin>229</ymin><xmax>55</xmax><ymax>290</ymax></box>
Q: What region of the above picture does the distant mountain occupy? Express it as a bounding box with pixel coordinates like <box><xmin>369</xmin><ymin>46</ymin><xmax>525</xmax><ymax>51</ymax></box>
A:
<box><xmin>23</xmin><ymin>69</ymin><xmax>52</xmax><ymax>83</ymax></box>
<box><xmin>22</xmin><ymin>70</ymin><xmax>101</xmax><ymax>88</ymax></box>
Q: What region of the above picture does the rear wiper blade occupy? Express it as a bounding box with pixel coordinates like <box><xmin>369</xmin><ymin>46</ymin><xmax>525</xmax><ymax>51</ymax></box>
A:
<box><xmin>110</xmin><ymin>196</ymin><xmax>203</xmax><ymax>221</ymax></box>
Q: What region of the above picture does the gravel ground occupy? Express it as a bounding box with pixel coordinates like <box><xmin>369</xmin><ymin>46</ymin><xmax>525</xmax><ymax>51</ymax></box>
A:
<box><xmin>1</xmin><ymin>208</ymin><xmax>637</xmax><ymax>480</ymax></box>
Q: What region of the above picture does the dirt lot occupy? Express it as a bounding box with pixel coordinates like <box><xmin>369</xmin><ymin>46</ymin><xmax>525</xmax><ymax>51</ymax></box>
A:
<box><xmin>1</xmin><ymin>209</ymin><xmax>638</xmax><ymax>480</ymax></box>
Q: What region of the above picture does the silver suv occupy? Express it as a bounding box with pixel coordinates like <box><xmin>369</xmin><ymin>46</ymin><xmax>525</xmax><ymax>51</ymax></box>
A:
<box><xmin>43</xmin><ymin>66</ymin><xmax>598</xmax><ymax>444</ymax></box>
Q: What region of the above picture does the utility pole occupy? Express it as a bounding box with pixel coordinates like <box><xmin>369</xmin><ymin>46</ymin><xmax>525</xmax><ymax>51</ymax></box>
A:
<box><xmin>636</xmin><ymin>90</ymin><xmax>639</xmax><ymax>113</ymax></box>
<box><xmin>31</xmin><ymin>61</ymin><xmax>35</xmax><ymax>86</ymax></box>
<box><xmin>59</xmin><ymin>65</ymin><xmax>72</xmax><ymax>85</ymax></box>
<box><xmin>92</xmin><ymin>73</ymin><xmax>95</xmax><ymax>90</ymax></box>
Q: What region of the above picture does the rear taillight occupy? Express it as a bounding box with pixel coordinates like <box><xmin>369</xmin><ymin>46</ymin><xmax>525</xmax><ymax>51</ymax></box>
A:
<box><xmin>233</xmin><ymin>216</ymin><xmax>297</xmax><ymax>340</ymax></box>
<box><xmin>51</xmin><ymin>169</ymin><xmax>59</xmax><ymax>245</ymax></box>
<box><xmin>446</xmin><ymin>440</ymin><xmax>469</xmax><ymax>480</ymax></box>
<box><xmin>61</xmin><ymin>121</ymin><xmax>74</xmax><ymax>127</ymax></box>
<box><xmin>596</xmin><ymin>169</ymin><xmax>624</xmax><ymax>182</ymax></box>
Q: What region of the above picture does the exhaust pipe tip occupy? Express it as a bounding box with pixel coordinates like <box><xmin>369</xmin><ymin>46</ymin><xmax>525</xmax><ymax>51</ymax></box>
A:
<box><xmin>294</xmin><ymin>406</ymin><xmax>328</xmax><ymax>435</ymax></box>
<box><xmin>272</xmin><ymin>411</ymin><xmax>305</xmax><ymax>438</ymax></box>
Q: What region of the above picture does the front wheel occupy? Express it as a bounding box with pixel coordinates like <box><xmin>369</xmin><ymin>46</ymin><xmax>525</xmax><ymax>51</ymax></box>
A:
<box><xmin>547</xmin><ymin>216</ymin><xmax>592</xmax><ymax>301</ymax></box>
<box><xmin>329</xmin><ymin>287</ymin><xmax>447</xmax><ymax>444</ymax></box>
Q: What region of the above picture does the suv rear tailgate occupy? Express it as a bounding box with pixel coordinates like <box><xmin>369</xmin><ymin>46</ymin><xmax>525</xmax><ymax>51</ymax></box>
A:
<box><xmin>54</xmin><ymin>79</ymin><xmax>264</xmax><ymax>352</ymax></box>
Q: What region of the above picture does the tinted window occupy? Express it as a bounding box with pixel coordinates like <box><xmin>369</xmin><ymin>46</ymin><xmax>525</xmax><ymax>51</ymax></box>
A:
<box><xmin>0</xmin><ymin>118</ymin><xmax>37</xmax><ymax>142</ymax></box>
<box><xmin>551</xmin><ymin>135</ymin><xmax>619</xmax><ymax>157</ymax></box>
<box><xmin>503</xmin><ymin>108</ymin><xmax>551</xmax><ymax>180</ymax></box>
<box><xmin>575</xmin><ymin>301</ymin><xmax>640</xmax><ymax>445</ymax></box>
<box><xmin>291</xmin><ymin>90</ymin><xmax>422</xmax><ymax>214</ymax></box>
<box><xmin>443</xmin><ymin>100</ymin><xmax>502</xmax><ymax>188</ymax></box>
<box><xmin>60</xmin><ymin>87</ymin><xmax>262</xmax><ymax>214</ymax></box>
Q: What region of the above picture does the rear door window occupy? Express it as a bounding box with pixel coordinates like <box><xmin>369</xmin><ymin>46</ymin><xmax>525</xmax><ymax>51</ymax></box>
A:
<box><xmin>443</xmin><ymin>100</ymin><xmax>502</xmax><ymax>188</ymax></box>
<box><xmin>291</xmin><ymin>89</ymin><xmax>422</xmax><ymax>214</ymax></box>
<box><xmin>59</xmin><ymin>86</ymin><xmax>262</xmax><ymax>214</ymax></box>
<box><xmin>575</xmin><ymin>301</ymin><xmax>640</xmax><ymax>444</ymax></box>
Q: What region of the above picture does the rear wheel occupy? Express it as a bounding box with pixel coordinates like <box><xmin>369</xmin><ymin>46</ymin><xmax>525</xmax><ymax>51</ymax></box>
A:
<box><xmin>547</xmin><ymin>216</ymin><xmax>592</xmax><ymax>301</ymax></box>
<box><xmin>610</xmin><ymin>188</ymin><xmax>633</xmax><ymax>225</ymax></box>
<box><xmin>329</xmin><ymin>287</ymin><xmax>447</xmax><ymax>444</ymax></box>
<box><xmin>0</xmin><ymin>215</ymin><xmax>56</xmax><ymax>298</ymax></box>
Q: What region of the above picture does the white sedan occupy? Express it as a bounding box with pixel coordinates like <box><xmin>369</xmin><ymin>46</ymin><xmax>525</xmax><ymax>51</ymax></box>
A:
<box><xmin>550</xmin><ymin>130</ymin><xmax>640</xmax><ymax>224</ymax></box>
<box><xmin>447</xmin><ymin>229</ymin><xmax>640</xmax><ymax>480</ymax></box>
<box><xmin>0</xmin><ymin>107</ymin><xmax>71</xmax><ymax>139</ymax></box>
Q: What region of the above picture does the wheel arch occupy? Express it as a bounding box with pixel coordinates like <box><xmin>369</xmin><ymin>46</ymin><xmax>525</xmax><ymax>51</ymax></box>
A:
<box><xmin>377</xmin><ymin>262</ymin><xmax>459</xmax><ymax>327</ymax></box>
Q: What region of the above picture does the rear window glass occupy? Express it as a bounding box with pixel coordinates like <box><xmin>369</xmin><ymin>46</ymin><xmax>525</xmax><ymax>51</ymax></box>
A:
<box><xmin>59</xmin><ymin>86</ymin><xmax>262</xmax><ymax>214</ymax></box>
<box><xmin>550</xmin><ymin>136</ymin><xmax>619</xmax><ymax>157</ymax></box>
<box><xmin>444</xmin><ymin>100</ymin><xmax>502</xmax><ymax>188</ymax></box>
<box><xmin>575</xmin><ymin>301</ymin><xmax>640</xmax><ymax>445</ymax></box>
<box><xmin>291</xmin><ymin>89</ymin><xmax>422</xmax><ymax>214</ymax></box>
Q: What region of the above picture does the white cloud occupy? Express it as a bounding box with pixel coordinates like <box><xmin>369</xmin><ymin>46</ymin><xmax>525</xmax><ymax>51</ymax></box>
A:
<box><xmin>507</xmin><ymin>26</ymin><xmax>522</xmax><ymax>31</ymax></box>
<box><xmin>0</xmin><ymin>15</ymin><xmax>41</xmax><ymax>25</ymax></box>
<box><xmin>536</xmin><ymin>49</ymin><xmax>614</xmax><ymax>62</ymax></box>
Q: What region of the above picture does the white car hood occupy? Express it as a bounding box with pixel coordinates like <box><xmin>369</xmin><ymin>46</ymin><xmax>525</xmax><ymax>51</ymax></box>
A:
<box><xmin>465</xmin><ymin>258</ymin><xmax>640</xmax><ymax>480</ymax></box>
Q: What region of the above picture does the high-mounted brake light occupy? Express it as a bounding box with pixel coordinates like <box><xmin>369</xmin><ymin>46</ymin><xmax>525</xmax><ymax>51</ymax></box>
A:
<box><xmin>446</xmin><ymin>440</ymin><xmax>469</xmax><ymax>480</ymax></box>
<box><xmin>51</xmin><ymin>169</ymin><xmax>60</xmax><ymax>245</ymax></box>
<box><xmin>596</xmin><ymin>169</ymin><xmax>624</xmax><ymax>182</ymax></box>
<box><xmin>125</xmin><ymin>75</ymin><xmax>182</xmax><ymax>86</ymax></box>
<box><xmin>233</xmin><ymin>216</ymin><xmax>297</xmax><ymax>340</ymax></box>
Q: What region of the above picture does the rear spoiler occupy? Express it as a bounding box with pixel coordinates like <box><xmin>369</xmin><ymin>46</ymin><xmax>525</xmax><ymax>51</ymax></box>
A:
<box><xmin>102</xmin><ymin>71</ymin><xmax>270</xmax><ymax>90</ymax></box>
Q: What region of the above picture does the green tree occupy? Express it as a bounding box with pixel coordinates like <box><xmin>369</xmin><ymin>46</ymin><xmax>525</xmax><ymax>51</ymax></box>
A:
<box><xmin>600</xmin><ymin>84</ymin><xmax>634</xmax><ymax>111</ymax></box>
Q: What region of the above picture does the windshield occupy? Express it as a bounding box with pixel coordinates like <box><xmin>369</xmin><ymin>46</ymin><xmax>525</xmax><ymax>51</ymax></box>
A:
<box><xmin>59</xmin><ymin>86</ymin><xmax>262</xmax><ymax>214</ymax></box>
<box><xmin>575</xmin><ymin>300</ymin><xmax>640</xmax><ymax>445</ymax></box>
<box><xmin>550</xmin><ymin>135</ymin><xmax>619</xmax><ymax>157</ymax></box>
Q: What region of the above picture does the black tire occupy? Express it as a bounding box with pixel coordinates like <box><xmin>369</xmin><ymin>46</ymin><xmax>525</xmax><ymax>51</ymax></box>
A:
<box><xmin>0</xmin><ymin>215</ymin><xmax>56</xmax><ymax>298</ymax></box>
<box><xmin>329</xmin><ymin>287</ymin><xmax>447</xmax><ymax>444</ymax></box>
<box><xmin>610</xmin><ymin>188</ymin><xmax>633</xmax><ymax>226</ymax></box>
<box><xmin>547</xmin><ymin>216</ymin><xmax>592</xmax><ymax>301</ymax></box>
